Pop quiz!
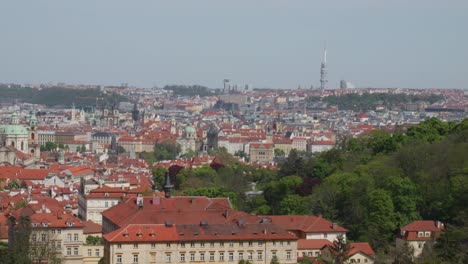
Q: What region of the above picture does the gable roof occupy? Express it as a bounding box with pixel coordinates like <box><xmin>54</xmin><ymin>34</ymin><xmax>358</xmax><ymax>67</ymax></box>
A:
<box><xmin>265</xmin><ymin>215</ymin><xmax>348</xmax><ymax>233</ymax></box>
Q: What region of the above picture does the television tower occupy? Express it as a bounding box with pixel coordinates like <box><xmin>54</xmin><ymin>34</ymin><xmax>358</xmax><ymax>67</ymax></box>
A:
<box><xmin>320</xmin><ymin>47</ymin><xmax>328</xmax><ymax>93</ymax></box>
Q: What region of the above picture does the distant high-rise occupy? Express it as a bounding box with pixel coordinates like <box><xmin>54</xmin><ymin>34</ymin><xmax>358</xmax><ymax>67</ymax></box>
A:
<box><xmin>340</xmin><ymin>80</ymin><xmax>355</xmax><ymax>89</ymax></box>
<box><xmin>320</xmin><ymin>47</ymin><xmax>328</xmax><ymax>93</ymax></box>
<box><xmin>340</xmin><ymin>80</ymin><xmax>346</xmax><ymax>89</ymax></box>
<box><xmin>223</xmin><ymin>79</ymin><xmax>230</xmax><ymax>93</ymax></box>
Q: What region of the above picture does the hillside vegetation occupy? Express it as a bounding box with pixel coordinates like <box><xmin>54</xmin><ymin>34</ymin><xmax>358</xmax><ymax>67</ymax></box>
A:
<box><xmin>0</xmin><ymin>85</ymin><xmax>129</xmax><ymax>107</ymax></box>
<box><xmin>307</xmin><ymin>93</ymin><xmax>444</xmax><ymax>111</ymax></box>
<box><xmin>162</xmin><ymin>118</ymin><xmax>467</xmax><ymax>262</ymax></box>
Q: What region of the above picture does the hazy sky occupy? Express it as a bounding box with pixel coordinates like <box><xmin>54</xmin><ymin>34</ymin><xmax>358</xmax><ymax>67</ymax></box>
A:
<box><xmin>1</xmin><ymin>0</ymin><xmax>467</xmax><ymax>89</ymax></box>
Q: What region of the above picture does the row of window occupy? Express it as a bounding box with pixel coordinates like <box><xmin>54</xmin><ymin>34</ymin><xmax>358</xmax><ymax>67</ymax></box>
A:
<box><xmin>66</xmin><ymin>233</ymin><xmax>80</xmax><ymax>242</ymax></box>
<box><xmin>349</xmin><ymin>258</ymin><xmax>370</xmax><ymax>263</ymax></box>
<box><xmin>87</xmin><ymin>248</ymin><xmax>101</xmax><ymax>257</ymax></box>
<box><xmin>31</xmin><ymin>230</ymin><xmax>63</xmax><ymax>241</ymax></box>
<box><xmin>66</xmin><ymin>247</ymin><xmax>79</xmax><ymax>256</ymax></box>
<box><xmin>104</xmin><ymin>201</ymin><xmax>116</xmax><ymax>207</ymax></box>
<box><xmin>116</xmin><ymin>251</ymin><xmax>292</xmax><ymax>263</ymax></box>
<box><xmin>121</xmin><ymin>240</ymin><xmax>291</xmax><ymax>249</ymax></box>
<box><xmin>417</xmin><ymin>231</ymin><xmax>431</xmax><ymax>237</ymax></box>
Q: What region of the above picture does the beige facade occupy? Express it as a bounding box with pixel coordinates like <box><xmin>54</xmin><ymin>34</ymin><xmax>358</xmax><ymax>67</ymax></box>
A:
<box><xmin>118</xmin><ymin>140</ymin><xmax>154</xmax><ymax>153</ymax></box>
<box><xmin>273</xmin><ymin>142</ymin><xmax>293</xmax><ymax>156</ymax></box>
<box><xmin>78</xmin><ymin>195</ymin><xmax>122</xmax><ymax>224</ymax></box>
<box><xmin>83</xmin><ymin>244</ymin><xmax>104</xmax><ymax>264</ymax></box>
<box><xmin>249</xmin><ymin>143</ymin><xmax>274</xmax><ymax>163</ymax></box>
<box><xmin>29</xmin><ymin>227</ymin><xmax>85</xmax><ymax>264</ymax></box>
<box><xmin>38</xmin><ymin>130</ymin><xmax>56</xmax><ymax>145</ymax></box>
<box><xmin>55</xmin><ymin>131</ymin><xmax>90</xmax><ymax>145</ymax></box>
<box><xmin>106</xmin><ymin>240</ymin><xmax>297</xmax><ymax>264</ymax></box>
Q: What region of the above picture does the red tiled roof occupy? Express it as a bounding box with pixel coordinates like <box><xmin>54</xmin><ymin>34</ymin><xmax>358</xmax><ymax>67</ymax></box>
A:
<box><xmin>348</xmin><ymin>242</ymin><xmax>375</xmax><ymax>257</ymax></box>
<box><xmin>250</xmin><ymin>143</ymin><xmax>273</xmax><ymax>149</ymax></box>
<box><xmin>298</xmin><ymin>239</ymin><xmax>331</xmax><ymax>250</ymax></box>
<box><xmin>401</xmin><ymin>220</ymin><xmax>444</xmax><ymax>232</ymax></box>
<box><xmin>265</xmin><ymin>215</ymin><xmax>348</xmax><ymax>233</ymax></box>
<box><xmin>101</xmin><ymin>196</ymin><xmax>254</xmax><ymax>230</ymax></box>
<box><xmin>103</xmin><ymin>223</ymin><xmax>297</xmax><ymax>243</ymax></box>
<box><xmin>84</xmin><ymin>220</ymin><xmax>102</xmax><ymax>234</ymax></box>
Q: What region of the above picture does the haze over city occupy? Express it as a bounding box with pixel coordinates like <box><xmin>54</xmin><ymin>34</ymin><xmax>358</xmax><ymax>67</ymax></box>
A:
<box><xmin>1</xmin><ymin>0</ymin><xmax>467</xmax><ymax>89</ymax></box>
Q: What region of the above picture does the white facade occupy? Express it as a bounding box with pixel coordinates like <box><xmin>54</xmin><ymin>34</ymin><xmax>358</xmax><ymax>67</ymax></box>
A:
<box><xmin>305</xmin><ymin>232</ymin><xmax>346</xmax><ymax>242</ymax></box>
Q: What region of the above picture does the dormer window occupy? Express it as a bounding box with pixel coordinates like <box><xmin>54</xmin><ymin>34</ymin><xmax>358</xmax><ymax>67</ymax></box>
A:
<box><xmin>105</xmin><ymin>192</ymin><xmax>109</xmax><ymax>197</ymax></box>
<box><xmin>418</xmin><ymin>231</ymin><xmax>424</xmax><ymax>237</ymax></box>
<box><xmin>425</xmin><ymin>231</ymin><xmax>431</xmax><ymax>237</ymax></box>
<box><xmin>32</xmin><ymin>223</ymin><xmax>39</xmax><ymax>228</ymax></box>
<box><xmin>42</xmin><ymin>222</ymin><xmax>49</xmax><ymax>227</ymax></box>
<box><xmin>67</xmin><ymin>222</ymin><xmax>74</xmax><ymax>227</ymax></box>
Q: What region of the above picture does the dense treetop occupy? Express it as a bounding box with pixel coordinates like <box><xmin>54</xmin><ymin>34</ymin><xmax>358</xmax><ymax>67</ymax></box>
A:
<box><xmin>307</xmin><ymin>93</ymin><xmax>444</xmax><ymax>111</ymax></box>
<box><xmin>0</xmin><ymin>85</ymin><xmax>128</xmax><ymax>107</ymax></box>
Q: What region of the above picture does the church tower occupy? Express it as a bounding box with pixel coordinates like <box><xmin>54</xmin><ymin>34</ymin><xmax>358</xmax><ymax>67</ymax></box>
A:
<box><xmin>28</xmin><ymin>111</ymin><xmax>40</xmax><ymax>159</ymax></box>
<box><xmin>170</xmin><ymin>116</ymin><xmax>177</xmax><ymax>135</ymax></box>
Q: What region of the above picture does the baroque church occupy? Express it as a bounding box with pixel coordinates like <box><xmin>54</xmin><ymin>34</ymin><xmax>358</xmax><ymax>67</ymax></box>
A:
<box><xmin>0</xmin><ymin>111</ymin><xmax>41</xmax><ymax>166</ymax></box>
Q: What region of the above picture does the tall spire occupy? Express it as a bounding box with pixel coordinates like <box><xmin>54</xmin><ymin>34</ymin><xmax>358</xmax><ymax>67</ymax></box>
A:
<box><xmin>164</xmin><ymin>171</ymin><xmax>173</xmax><ymax>198</ymax></box>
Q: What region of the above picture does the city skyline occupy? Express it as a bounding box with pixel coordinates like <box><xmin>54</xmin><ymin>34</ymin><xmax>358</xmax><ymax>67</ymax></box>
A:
<box><xmin>1</xmin><ymin>0</ymin><xmax>467</xmax><ymax>89</ymax></box>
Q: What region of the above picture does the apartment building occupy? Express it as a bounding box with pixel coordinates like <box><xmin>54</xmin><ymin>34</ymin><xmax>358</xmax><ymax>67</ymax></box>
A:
<box><xmin>9</xmin><ymin>210</ymin><xmax>86</xmax><ymax>264</ymax></box>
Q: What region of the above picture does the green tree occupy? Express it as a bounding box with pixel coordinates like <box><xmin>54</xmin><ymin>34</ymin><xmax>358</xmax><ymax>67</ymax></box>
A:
<box><xmin>274</xmin><ymin>148</ymin><xmax>285</xmax><ymax>157</ymax></box>
<box><xmin>279</xmin><ymin>194</ymin><xmax>308</xmax><ymax>215</ymax></box>
<box><xmin>152</xmin><ymin>167</ymin><xmax>167</xmax><ymax>190</ymax></box>
<box><xmin>210</xmin><ymin>147</ymin><xmax>238</xmax><ymax>166</ymax></box>
<box><xmin>328</xmin><ymin>233</ymin><xmax>351</xmax><ymax>264</ymax></box>
<box><xmin>154</xmin><ymin>140</ymin><xmax>181</xmax><ymax>161</ymax></box>
<box><xmin>434</xmin><ymin>223</ymin><xmax>468</xmax><ymax>263</ymax></box>
<box><xmin>393</xmin><ymin>241</ymin><xmax>415</xmax><ymax>264</ymax></box>
<box><xmin>5</xmin><ymin>179</ymin><xmax>20</xmax><ymax>190</ymax></box>
<box><xmin>43</xmin><ymin>141</ymin><xmax>57</xmax><ymax>151</ymax></box>
<box><xmin>406</xmin><ymin>117</ymin><xmax>450</xmax><ymax>143</ymax></box>
<box><xmin>117</xmin><ymin>146</ymin><xmax>126</xmax><ymax>153</ymax></box>
<box><xmin>4</xmin><ymin>216</ymin><xmax>32</xmax><ymax>264</ymax></box>
<box><xmin>270</xmin><ymin>255</ymin><xmax>280</xmax><ymax>264</ymax></box>
<box><xmin>86</xmin><ymin>235</ymin><xmax>104</xmax><ymax>245</ymax></box>
<box><xmin>298</xmin><ymin>256</ymin><xmax>314</xmax><ymax>264</ymax></box>
<box><xmin>180</xmin><ymin>149</ymin><xmax>196</xmax><ymax>160</ymax></box>
<box><xmin>367</xmin><ymin>189</ymin><xmax>396</xmax><ymax>247</ymax></box>
<box><xmin>278</xmin><ymin>149</ymin><xmax>304</xmax><ymax>177</ymax></box>
<box><xmin>183</xmin><ymin>187</ymin><xmax>238</xmax><ymax>208</ymax></box>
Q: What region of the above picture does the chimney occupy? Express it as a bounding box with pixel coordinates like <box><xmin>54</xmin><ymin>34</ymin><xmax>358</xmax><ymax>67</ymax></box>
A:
<box><xmin>436</xmin><ymin>220</ymin><xmax>443</xmax><ymax>229</ymax></box>
<box><xmin>332</xmin><ymin>223</ymin><xmax>337</xmax><ymax>230</ymax></box>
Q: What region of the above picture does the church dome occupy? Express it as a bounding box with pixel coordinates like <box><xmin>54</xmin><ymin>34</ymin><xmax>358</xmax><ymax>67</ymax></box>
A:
<box><xmin>185</xmin><ymin>126</ymin><xmax>196</xmax><ymax>133</ymax></box>
<box><xmin>1</xmin><ymin>125</ymin><xmax>29</xmax><ymax>135</ymax></box>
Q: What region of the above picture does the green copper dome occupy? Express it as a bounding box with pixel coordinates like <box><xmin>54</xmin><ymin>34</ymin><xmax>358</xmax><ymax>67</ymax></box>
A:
<box><xmin>185</xmin><ymin>126</ymin><xmax>196</xmax><ymax>133</ymax></box>
<box><xmin>0</xmin><ymin>125</ymin><xmax>29</xmax><ymax>135</ymax></box>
